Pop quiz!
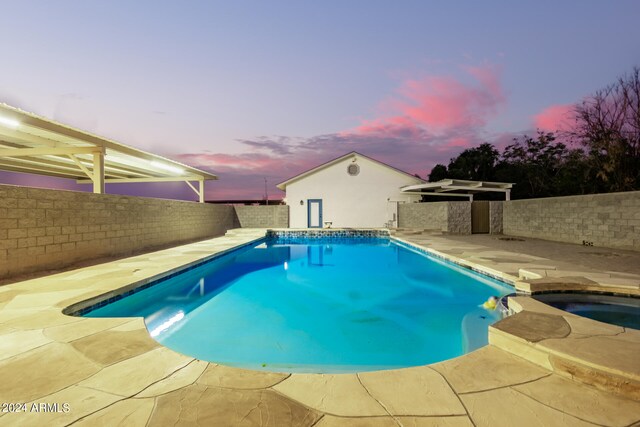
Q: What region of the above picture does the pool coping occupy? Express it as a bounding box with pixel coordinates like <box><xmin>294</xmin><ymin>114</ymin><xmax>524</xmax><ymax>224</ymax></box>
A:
<box><xmin>63</xmin><ymin>236</ymin><xmax>267</xmax><ymax>316</ymax></box>
<box><xmin>1</xmin><ymin>228</ymin><xmax>639</xmax><ymax>425</ymax></box>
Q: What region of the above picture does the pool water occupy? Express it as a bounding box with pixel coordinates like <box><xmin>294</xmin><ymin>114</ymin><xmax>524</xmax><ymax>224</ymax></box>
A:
<box><xmin>534</xmin><ymin>293</ymin><xmax>640</xmax><ymax>330</ymax></box>
<box><xmin>85</xmin><ymin>237</ymin><xmax>513</xmax><ymax>373</ymax></box>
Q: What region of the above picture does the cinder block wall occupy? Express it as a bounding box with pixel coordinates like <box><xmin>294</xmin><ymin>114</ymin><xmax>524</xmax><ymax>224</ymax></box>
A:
<box><xmin>398</xmin><ymin>201</ymin><xmax>471</xmax><ymax>234</ymax></box>
<box><xmin>489</xmin><ymin>201</ymin><xmax>503</xmax><ymax>234</ymax></box>
<box><xmin>0</xmin><ymin>184</ymin><xmax>239</xmax><ymax>278</ymax></box>
<box><xmin>233</xmin><ymin>205</ymin><xmax>289</xmax><ymax>228</ymax></box>
<box><xmin>447</xmin><ymin>202</ymin><xmax>472</xmax><ymax>234</ymax></box>
<box><xmin>398</xmin><ymin>202</ymin><xmax>448</xmax><ymax>231</ymax></box>
<box><xmin>503</xmin><ymin>191</ymin><xmax>640</xmax><ymax>250</ymax></box>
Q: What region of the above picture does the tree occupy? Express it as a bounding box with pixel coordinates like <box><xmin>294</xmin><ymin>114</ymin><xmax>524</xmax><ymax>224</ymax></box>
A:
<box><xmin>428</xmin><ymin>164</ymin><xmax>448</xmax><ymax>182</ymax></box>
<box><xmin>573</xmin><ymin>67</ymin><xmax>640</xmax><ymax>191</ymax></box>
<box><xmin>554</xmin><ymin>147</ymin><xmax>593</xmax><ymax>196</ymax></box>
<box><xmin>446</xmin><ymin>143</ymin><xmax>500</xmax><ymax>181</ymax></box>
<box><xmin>501</xmin><ymin>132</ymin><xmax>568</xmax><ymax>198</ymax></box>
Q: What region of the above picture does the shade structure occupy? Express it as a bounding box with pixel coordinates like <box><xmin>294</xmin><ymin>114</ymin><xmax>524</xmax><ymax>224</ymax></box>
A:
<box><xmin>401</xmin><ymin>179</ymin><xmax>514</xmax><ymax>201</ymax></box>
<box><xmin>0</xmin><ymin>103</ymin><xmax>217</xmax><ymax>202</ymax></box>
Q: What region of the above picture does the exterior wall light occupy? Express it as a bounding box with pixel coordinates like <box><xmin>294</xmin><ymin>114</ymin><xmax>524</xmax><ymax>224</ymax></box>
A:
<box><xmin>300</xmin><ymin>200</ymin><xmax>304</xmax><ymax>205</ymax></box>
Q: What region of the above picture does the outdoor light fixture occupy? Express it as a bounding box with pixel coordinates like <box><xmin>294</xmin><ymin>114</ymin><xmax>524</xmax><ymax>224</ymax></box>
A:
<box><xmin>300</xmin><ymin>200</ymin><xmax>304</xmax><ymax>205</ymax></box>
<box><xmin>0</xmin><ymin>116</ymin><xmax>20</xmax><ymax>128</ymax></box>
<box><xmin>150</xmin><ymin>161</ymin><xmax>183</xmax><ymax>174</ymax></box>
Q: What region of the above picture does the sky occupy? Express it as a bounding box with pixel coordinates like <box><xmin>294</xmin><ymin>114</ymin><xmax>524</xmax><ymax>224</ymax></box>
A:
<box><xmin>1</xmin><ymin>1</ymin><xmax>639</xmax><ymax>200</ymax></box>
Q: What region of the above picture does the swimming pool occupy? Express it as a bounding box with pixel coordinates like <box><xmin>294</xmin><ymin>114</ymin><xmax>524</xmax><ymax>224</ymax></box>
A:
<box><xmin>83</xmin><ymin>236</ymin><xmax>513</xmax><ymax>373</ymax></box>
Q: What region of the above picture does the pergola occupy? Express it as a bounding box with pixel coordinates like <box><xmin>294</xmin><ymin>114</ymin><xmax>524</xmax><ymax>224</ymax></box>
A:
<box><xmin>0</xmin><ymin>103</ymin><xmax>217</xmax><ymax>202</ymax></box>
<box><xmin>401</xmin><ymin>179</ymin><xmax>514</xmax><ymax>201</ymax></box>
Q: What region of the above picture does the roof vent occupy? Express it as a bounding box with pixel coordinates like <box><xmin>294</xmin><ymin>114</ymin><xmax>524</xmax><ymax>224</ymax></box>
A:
<box><xmin>347</xmin><ymin>163</ymin><xmax>360</xmax><ymax>176</ymax></box>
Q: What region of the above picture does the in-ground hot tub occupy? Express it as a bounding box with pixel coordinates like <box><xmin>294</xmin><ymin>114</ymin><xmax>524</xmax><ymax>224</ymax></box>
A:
<box><xmin>533</xmin><ymin>293</ymin><xmax>640</xmax><ymax>329</ymax></box>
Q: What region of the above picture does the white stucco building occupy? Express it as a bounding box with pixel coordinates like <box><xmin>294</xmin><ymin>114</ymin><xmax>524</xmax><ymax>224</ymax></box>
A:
<box><xmin>276</xmin><ymin>152</ymin><xmax>424</xmax><ymax>228</ymax></box>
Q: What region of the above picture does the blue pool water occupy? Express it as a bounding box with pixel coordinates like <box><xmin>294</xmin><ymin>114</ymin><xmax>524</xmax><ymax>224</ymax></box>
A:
<box><xmin>534</xmin><ymin>293</ymin><xmax>640</xmax><ymax>330</ymax></box>
<box><xmin>85</xmin><ymin>237</ymin><xmax>513</xmax><ymax>373</ymax></box>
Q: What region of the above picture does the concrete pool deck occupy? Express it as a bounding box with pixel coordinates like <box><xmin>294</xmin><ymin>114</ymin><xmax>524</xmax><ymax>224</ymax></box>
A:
<box><xmin>0</xmin><ymin>228</ymin><xmax>638</xmax><ymax>426</ymax></box>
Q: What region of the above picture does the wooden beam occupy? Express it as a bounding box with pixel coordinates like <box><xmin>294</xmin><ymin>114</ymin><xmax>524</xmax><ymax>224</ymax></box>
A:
<box><xmin>0</xmin><ymin>156</ymin><xmax>88</xmax><ymax>175</ymax></box>
<box><xmin>0</xmin><ymin>126</ymin><xmax>63</xmax><ymax>148</ymax></box>
<box><xmin>0</xmin><ymin>161</ymin><xmax>84</xmax><ymax>179</ymax></box>
<box><xmin>0</xmin><ymin>154</ymin><xmax>132</xmax><ymax>179</ymax></box>
<box><xmin>76</xmin><ymin>176</ymin><xmax>207</xmax><ymax>184</ymax></box>
<box><xmin>0</xmin><ymin>146</ymin><xmax>101</xmax><ymax>157</ymax></box>
<box><xmin>93</xmin><ymin>152</ymin><xmax>105</xmax><ymax>194</ymax></box>
<box><xmin>185</xmin><ymin>180</ymin><xmax>200</xmax><ymax>200</ymax></box>
<box><xmin>184</xmin><ymin>180</ymin><xmax>205</xmax><ymax>203</ymax></box>
<box><xmin>67</xmin><ymin>155</ymin><xmax>93</xmax><ymax>180</ymax></box>
<box><xmin>402</xmin><ymin>191</ymin><xmax>472</xmax><ymax>198</ymax></box>
<box><xmin>434</xmin><ymin>186</ymin><xmax>510</xmax><ymax>193</ymax></box>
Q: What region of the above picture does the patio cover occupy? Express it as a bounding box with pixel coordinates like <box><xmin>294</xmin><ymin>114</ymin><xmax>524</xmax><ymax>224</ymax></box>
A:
<box><xmin>401</xmin><ymin>179</ymin><xmax>514</xmax><ymax>201</ymax></box>
<box><xmin>0</xmin><ymin>103</ymin><xmax>217</xmax><ymax>202</ymax></box>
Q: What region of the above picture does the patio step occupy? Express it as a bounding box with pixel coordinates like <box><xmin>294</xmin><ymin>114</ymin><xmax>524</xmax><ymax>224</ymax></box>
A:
<box><xmin>489</xmin><ymin>306</ymin><xmax>640</xmax><ymax>400</ymax></box>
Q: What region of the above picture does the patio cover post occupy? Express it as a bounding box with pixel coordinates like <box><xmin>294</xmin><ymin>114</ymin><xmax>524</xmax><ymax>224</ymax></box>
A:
<box><xmin>506</xmin><ymin>189</ymin><xmax>511</xmax><ymax>201</ymax></box>
<box><xmin>199</xmin><ymin>179</ymin><xmax>205</xmax><ymax>203</ymax></box>
<box><xmin>93</xmin><ymin>151</ymin><xmax>105</xmax><ymax>194</ymax></box>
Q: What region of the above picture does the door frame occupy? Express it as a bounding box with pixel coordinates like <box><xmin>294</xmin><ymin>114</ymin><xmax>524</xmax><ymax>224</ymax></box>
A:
<box><xmin>307</xmin><ymin>199</ymin><xmax>323</xmax><ymax>228</ymax></box>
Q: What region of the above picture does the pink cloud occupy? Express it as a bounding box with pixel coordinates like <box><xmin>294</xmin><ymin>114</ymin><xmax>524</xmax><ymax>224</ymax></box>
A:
<box><xmin>437</xmin><ymin>137</ymin><xmax>472</xmax><ymax>152</ymax></box>
<box><xmin>533</xmin><ymin>104</ymin><xmax>576</xmax><ymax>133</ymax></box>
<box><xmin>350</xmin><ymin>64</ymin><xmax>505</xmax><ymax>135</ymax></box>
<box><xmin>180</xmin><ymin>152</ymin><xmax>280</xmax><ymax>170</ymax></box>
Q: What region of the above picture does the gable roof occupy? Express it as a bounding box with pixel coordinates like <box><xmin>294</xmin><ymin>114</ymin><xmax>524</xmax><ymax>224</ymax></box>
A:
<box><xmin>276</xmin><ymin>151</ymin><xmax>425</xmax><ymax>190</ymax></box>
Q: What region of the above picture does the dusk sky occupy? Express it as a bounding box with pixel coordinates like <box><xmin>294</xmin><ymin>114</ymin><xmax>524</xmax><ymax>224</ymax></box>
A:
<box><xmin>1</xmin><ymin>1</ymin><xmax>639</xmax><ymax>201</ymax></box>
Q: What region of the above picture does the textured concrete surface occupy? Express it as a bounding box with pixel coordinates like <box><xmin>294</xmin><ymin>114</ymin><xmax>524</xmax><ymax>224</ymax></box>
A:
<box><xmin>442</xmin><ymin>233</ymin><xmax>640</xmax><ymax>276</ymax></box>
<box><xmin>0</xmin><ymin>229</ymin><xmax>638</xmax><ymax>426</ymax></box>
<box><xmin>489</xmin><ymin>201</ymin><xmax>503</xmax><ymax>234</ymax></box>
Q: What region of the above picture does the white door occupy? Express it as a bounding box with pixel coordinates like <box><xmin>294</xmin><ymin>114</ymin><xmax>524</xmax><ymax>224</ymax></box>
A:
<box><xmin>307</xmin><ymin>199</ymin><xmax>322</xmax><ymax>228</ymax></box>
